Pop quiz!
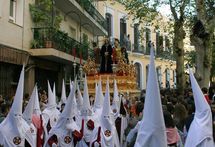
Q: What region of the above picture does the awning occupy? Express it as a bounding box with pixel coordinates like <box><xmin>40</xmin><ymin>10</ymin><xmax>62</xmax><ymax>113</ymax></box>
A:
<box><xmin>0</xmin><ymin>44</ymin><xmax>29</xmax><ymax>65</ymax></box>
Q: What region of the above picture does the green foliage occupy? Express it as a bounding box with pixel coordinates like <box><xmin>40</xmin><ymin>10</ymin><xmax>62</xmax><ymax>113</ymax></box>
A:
<box><xmin>210</xmin><ymin>42</ymin><xmax>215</xmax><ymax>78</ymax></box>
<box><xmin>30</xmin><ymin>39</ymin><xmax>40</xmax><ymax>49</ymax></box>
<box><xmin>81</xmin><ymin>34</ymin><xmax>90</xmax><ymax>59</ymax></box>
<box><xmin>184</xmin><ymin>50</ymin><xmax>196</xmax><ymax>67</ymax></box>
<box><xmin>29</xmin><ymin>0</ymin><xmax>62</xmax><ymax>28</ymax></box>
<box><xmin>118</xmin><ymin>0</ymin><xmax>159</xmax><ymax>23</ymax></box>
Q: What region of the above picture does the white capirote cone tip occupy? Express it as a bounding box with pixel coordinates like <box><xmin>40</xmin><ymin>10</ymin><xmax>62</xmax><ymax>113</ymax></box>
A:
<box><xmin>82</xmin><ymin>75</ymin><xmax>91</xmax><ymax>111</ymax></box>
<box><xmin>23</xmin><ymin>85</ymin><xmax>37</xmax><ymax>124</ymax></box>
<box><xmin>33</xmin><ymin>85</ymin><xmax>41</xmax><ymax>115</ymax></box>
<box><xmin>94</xmin><ymin>78</ymin><xmax>104</xmax><ymax>109</ymax></box>
<box><xmin>10</xmin><ymin>65</ymin><xmax>25</xmax><ymax>115</ymax></box>
<box><xmin>102</xmin><ymin>79</ymin><xmax>111</xmax><ymax>117</ymax></box>
<box><xmin>134</xmin><ymin>47</ymin><xmax>167</xmax><ymax>147</ymax></box>
<box><xmin>61</xmin><ymin>80</ymin><xmax>76</xmax><ymax>118</ymax></box>
<box><xmin>47</xmin><ymin>81</ymin><xmax>56</xmax><ymax>107</ymax></box>
<box><xmin>60</xmin><ymin>79</ymin><xmax>67</xmax><ymax>103</ymax></box>
<box><xmin>184</xmin><ymin>68</ymin><xmax>213</xmax><ymax>147</ymax></box>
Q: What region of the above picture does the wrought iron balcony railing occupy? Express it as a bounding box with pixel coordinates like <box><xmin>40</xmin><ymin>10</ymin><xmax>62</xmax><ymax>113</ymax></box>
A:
<box><xmin>75</xmin><ymin>0</ymin><xmax>107</xmax><ymax>30</ymax></box>
<box><xmin>31</xmin><ymin>27</ymin><xmax>92</xmax><ymax>60</ymax></box>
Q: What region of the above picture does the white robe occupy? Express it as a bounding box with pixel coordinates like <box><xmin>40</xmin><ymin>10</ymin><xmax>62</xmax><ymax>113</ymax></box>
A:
<box><xmin>0</xmin><ymin>115</ymin><xmax>30</xmax><ymax>147</ymax></box>
<box><xmin>42</xmin><ymin>107</ymin><xmax>60</xmax><ymax>140</ymax></box>
<box><xmin>25</xmin><ymin>123</ymin><xmax>37</xmax><ymax>147</ymax></box>
<box><xmin>90</xmin><ymin>126</ymin><xmax>120</xmax><ymax>147</ymax></box>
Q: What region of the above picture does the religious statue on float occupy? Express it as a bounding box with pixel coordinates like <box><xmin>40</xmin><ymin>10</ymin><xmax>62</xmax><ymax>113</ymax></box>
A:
<box><xmin>100</xmin><ymin>38</ymin><xmax>113</xmax><ymax>73</ymax></box>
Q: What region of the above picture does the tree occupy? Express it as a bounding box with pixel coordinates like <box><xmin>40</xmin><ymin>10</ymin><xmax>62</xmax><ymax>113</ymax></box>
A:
<box><xmin>29</xmin><ymin>0</ymin><xmax>62</xmax><ymax>28</ymax></box>
<box><xmin>168</xmin><ymin>0</ymin><xmax>190</xmax><ymax>96</ymax></box>
<box><xmin>190</xmin><ymin>0</ymin><xmax>215</xmax><ymax>87</ymax></box>
<box><xmin>119</xmin><ymin>0</ymin><xmax>190</xmax><ymax>96</ymax></box>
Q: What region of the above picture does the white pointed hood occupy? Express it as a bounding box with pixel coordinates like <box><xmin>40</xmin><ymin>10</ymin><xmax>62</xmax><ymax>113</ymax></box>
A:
<box><xmin>61</xmin><ymin>80</ymin><xmax>76</xmax><ymax>119</ymax></box>
<box><xmin>70</xmin><ymin>79</ymin><xmax>73</xmax><ymax>91</ymax></box>
<box><xmin>185</xmin><ymin>68</ymin><xmax>214</xmax><ymax>146</ymax></box>
<box><xmin>0</xmin><ymin>66</ymin><xmax>30</xmax><ymax>146</ymax></box>
<box><xmin>10</xmin><ymin>66</ymin><xmax>25</xmax><ymax>116</ymax></box>
<box><xmin>81</xmin><ymin>75</ymin><xmax>92</xmax><ymax>116</ymax></box>
<box><xmin>112</xmin><ymin>79</ymin><xmax>120</xmax><ymax>112</ymax></box>
<box><xmin>100</xmin><ymin>80</ymin><xmax>112</xmax><ymax>131</ymax></box>
<box><xmin>94</xmin><ymin>77</ymin><xmax>104</xmax><ymax>109</ymax></box>
<box><xmin>76</xmin><ymin>83</ymin><xmax>83</xmax><ymax>108</ymax></box>
<box><xmin>23</xmin><ymin>85</ymin><xmax>37</xmax><ymax>125</ymax></box>
<box><xmin>48</xmin><ymin>80</ymin><xmax>80</xmax><ymax>142</ymax></box>
<box><xmin>134</xmin><ymin>47</ymin><xmax>167</xmax><ymax>147</ymax></box>
<box><xmin>60</xmin><ymin>79</ymin><xmax>67</xmax><ymax>104</ymax></box>
<box><xmin>47</xmin><ymin>81</ymin><xmax>56</xmax><ymax>108</ymax></box>
<box><xmin>33</xmin><ymin>85</ymin><xmax>41</xmax><ymax>115</ymax></box>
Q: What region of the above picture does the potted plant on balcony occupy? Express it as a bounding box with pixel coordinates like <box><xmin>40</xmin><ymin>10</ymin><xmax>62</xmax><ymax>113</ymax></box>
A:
<box><xmin>29</xmin><ymin>0</ymin><xmax>62</xmax><ymax>48</ymax></box>
<box><xmin>30</xmin><ymin>39</ymin><xmax>39</xmax><ymax>49</ymax></box>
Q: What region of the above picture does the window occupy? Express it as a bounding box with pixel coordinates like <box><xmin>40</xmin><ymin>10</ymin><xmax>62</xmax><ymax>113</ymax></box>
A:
<box><xmin>156</xmin><ymin>31</ymin><xmax>162</xmax><ymax>54</ymax></box>
<box><xmin>9</xmin><ymin>0</ymin><xmax>24</xmax><ymax>26</ymax></box>
<box><xmin>145</xmin><ymin>28</ymin><xmax>151</xmax><ymax>54</ymax></box>
<box><xmin>146</xmin><ymin>64</ymin><xmax>149</xmax><ymax>83</ymax></box>
<box><xmin>134</xmin><ymin>23</ymin><xmax>140</xmax><ymax>52</ymax></box>
<box><xmin>120</xmin><ymin>18</ymin><xmax>126</xmax><ymax>46</ymax></box>
<box><xmin>70</xmin><ymin>27</ymin><xmax>76</xmax><ymax>40</ymax></box>
<box><xmin>9</xmin><ymin>0</ymin><xmax>16</xmax><ymax>22</ymax></box>
<box><xmin>134</xmin><ymin>63</ymin><xmax>141</xmax><ymax>89</ymax></box>
<box><xmin>157</xmin><ymin>67</ymin><xmax>162</xmax><ymax>88</ymax></box>
<box><xmin>173</xmin><ymin>70</ymin><xmax>176</xmax><ymax>88</ymax></box>
<box><xmin>165</xmin><ymin>69</ymin><xmax>170</xmax><ymax>88</ymax></box>
<box><xmin>82</xmin><ymin>33</ymin><xmax>89</xmax><ymax>59</ymax></box>
<box><xmin>106</xmin><ymin>13</ymin><xmax>112</xmax><ymax>37</ymax></box>
<box><xmin>159</xmin><ymin>35</ymin><xmax>163</xmax><ymax>52</ymax></box>
<box><xmin>165</xmin><ymin>36</ymin><xmax>170</xmax><ymax>52</ymax></box>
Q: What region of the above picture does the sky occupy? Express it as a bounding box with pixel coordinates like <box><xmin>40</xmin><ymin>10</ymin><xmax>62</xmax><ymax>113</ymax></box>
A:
<box><xmin>157</xmin><ymin>4</ymin><xmax>172</xmax><ymax>17</ymax></box>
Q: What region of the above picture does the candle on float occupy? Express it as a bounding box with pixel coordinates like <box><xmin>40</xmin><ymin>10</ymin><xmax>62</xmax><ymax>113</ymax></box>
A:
<box><xmin>112</xmin><ymin>48</ymin><xmax>116</xmax><ymax>64</ymax></box>
<box><xmin>73</xmin><ymin>48</ymin><xmax>76</xmax><ymax>60</ymax></box>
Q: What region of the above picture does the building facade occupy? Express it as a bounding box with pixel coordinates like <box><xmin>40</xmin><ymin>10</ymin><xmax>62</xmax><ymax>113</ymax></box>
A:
<box><xmin>0</xmin><ymin>0</ymin><xmax>107</xmax><ymax>98</ymax></box>
<box><xmin>97</xmin><ymin>0</ymin><xmax>176</xmax><ymax>90</ymax></box>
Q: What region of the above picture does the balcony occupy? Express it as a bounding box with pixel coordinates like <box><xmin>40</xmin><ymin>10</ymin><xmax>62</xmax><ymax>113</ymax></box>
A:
<box><xmin>156</xmin><ymin>51</ymin><xmax>175</xmax><ymax>61</ymax></box>
<box><xmin>30</xmin><ymin>27</ymin><xmax>92</xmax><ymax>63</ymax></box>
<box><xmin>132</xmin><ymin>45</ymin><xmax>145</xmax><ymax>54</ymax></box>
<box><xmin>55</xmin><ymin>0</ymin><xmax>107</xmax><ymax>36</ymax></box>
<box><xmin>75</xmin><ymin>0</ymin><xmax>106</xmax><ymax>29</ymax></box>
<box><xmin>132</xmin><ymin>46</ymin><xmax>175</xmax><ymax>61</ymax></box>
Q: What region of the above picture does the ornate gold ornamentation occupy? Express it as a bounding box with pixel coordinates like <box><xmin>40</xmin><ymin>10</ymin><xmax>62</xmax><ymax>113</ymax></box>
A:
<box><xmin>128</xmin><ymin>63</ymin><xmax>136</xmax><ymax>78</ymax></box>
<box><xmin>116</xmin><ymin>57</ymin><xmax>129</xmax><ymax>76</ymax></box>
<box><xmin>83</xmin><ymin>58</ymin><xmax>98</xmax><ymax>76</ymax></box>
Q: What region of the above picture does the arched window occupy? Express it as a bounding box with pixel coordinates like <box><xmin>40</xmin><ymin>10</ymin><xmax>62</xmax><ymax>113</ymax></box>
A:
<box><xmin>173</xmin><ymin>70</ymin><xmax>176</xmax><ymax>88</ymax></box>
<box><xmin>134</xmin><ymin>63</ymin><xmax>141</xmax><ymax>89</ymax></box>
<box><xmin>105</xmin><ymin>13</ymin><xmax>112</xmax><ymax>37</ymax></box>
<box><xmin>156</xmin><ymin>67</ymin><xmax>162</xmax><ymax>88</ymax></box>
<box><xmin>165</xmin><ymin>69</ymin><xmax>170</xmax><ymax>88</ymax></box>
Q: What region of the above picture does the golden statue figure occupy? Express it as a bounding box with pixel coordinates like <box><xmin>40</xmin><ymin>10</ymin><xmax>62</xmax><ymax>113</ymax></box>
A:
<box><xmin>83</xmin><ymin>58</ymin><xmax>97</xmax><ymax>76</ymax></box>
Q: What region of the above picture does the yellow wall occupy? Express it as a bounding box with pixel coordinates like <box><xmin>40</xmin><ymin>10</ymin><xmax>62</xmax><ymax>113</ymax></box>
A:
<box><xmin>97</xmin><ymin>0</ymin><xmax>177</xmax><ymax>90</ymax></box>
